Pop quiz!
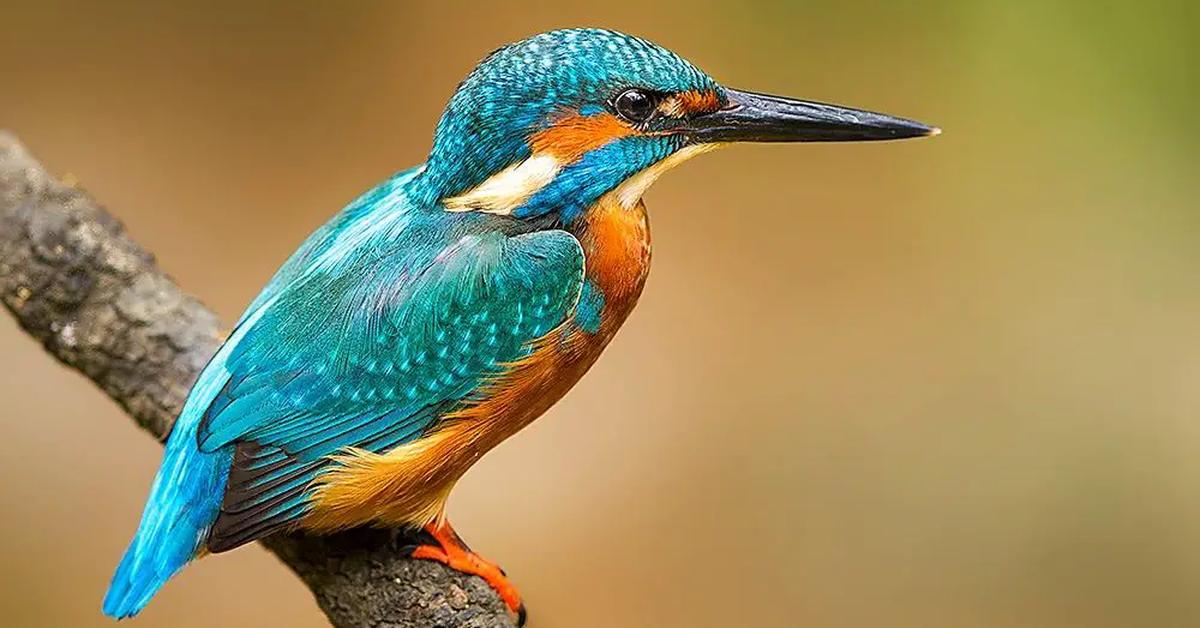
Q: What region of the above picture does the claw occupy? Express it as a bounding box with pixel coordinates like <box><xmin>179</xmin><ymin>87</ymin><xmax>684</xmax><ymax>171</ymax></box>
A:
<box><xmin>409</xmin><ymin>520</ymin><xmax>525</xmax><ymax>621</ymax></box>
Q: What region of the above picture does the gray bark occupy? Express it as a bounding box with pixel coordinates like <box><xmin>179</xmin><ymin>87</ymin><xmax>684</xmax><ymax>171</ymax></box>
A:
<box><xmin>0</xmin><ymin>131</ymin><xmax>515</xmax><ymax>628</ymax></box>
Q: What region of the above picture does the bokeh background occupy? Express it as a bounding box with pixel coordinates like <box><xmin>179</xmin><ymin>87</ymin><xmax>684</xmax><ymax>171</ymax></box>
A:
<box><xmin>2</xmin><ymin>1</ymin><xmax>1198</xmax><ymax>627</ymax></box>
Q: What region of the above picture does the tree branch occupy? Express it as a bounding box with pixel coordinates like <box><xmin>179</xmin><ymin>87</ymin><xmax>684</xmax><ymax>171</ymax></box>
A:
<box><xmin>0</xmin><ymin>131</ymin><xmax>515</xmax><ymax>628</ymax></box>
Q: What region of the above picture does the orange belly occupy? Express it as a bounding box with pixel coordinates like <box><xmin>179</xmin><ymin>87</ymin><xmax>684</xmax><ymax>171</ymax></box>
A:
<box><xmin>301</xmin><ymin>195</ymin><xmax>651</xmax><ymax>532</ymax></box>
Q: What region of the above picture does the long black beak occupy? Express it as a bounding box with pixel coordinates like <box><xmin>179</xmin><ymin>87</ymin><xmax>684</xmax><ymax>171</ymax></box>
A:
<box><xmin>684</xmin><ymin>88</ymin><xmax>939</xmax><ymax>143</ymax></box>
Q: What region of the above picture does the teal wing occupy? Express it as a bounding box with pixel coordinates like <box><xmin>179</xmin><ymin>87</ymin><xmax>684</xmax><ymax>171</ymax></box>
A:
<box><xmin>198</xmin><ymin>228</ymin><xmax>584</xmax><ymax>551</ymax></box>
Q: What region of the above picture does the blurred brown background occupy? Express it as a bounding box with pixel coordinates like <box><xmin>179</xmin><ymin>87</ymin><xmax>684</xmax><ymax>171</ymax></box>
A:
<box><xmin>2</xmin><ymin>1</ymin><xmax>1198</xmax><ymax>627</ymax></box>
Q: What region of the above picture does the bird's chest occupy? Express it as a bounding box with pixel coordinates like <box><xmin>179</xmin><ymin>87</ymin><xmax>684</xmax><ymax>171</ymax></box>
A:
<box><xmin>569</xmin><ymin>196</ymin><xmax>652</xmax><ymax>338</ymax></box>
<box><xmin>450</xmin><ymin>196</ymin><xmax>651</xmax><ymax>446</ymax></box>
<box><xmin>442</xmin><ymin>196</ymin><xmax>649</xmax><ymax>451</ymax></box>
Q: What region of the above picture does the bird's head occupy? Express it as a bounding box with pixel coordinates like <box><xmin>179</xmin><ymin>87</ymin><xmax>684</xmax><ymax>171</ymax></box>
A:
<box><xmin>418</xmin><ymin>28</ymin><xmax>937</xmax><ymax>223</ymax></box>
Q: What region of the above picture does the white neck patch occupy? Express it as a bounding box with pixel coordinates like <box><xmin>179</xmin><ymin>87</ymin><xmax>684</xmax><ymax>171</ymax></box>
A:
<box><xmin>443</xmin><ymin>154</ymin><xmax>562</xmax><ymax>215</ymax></box>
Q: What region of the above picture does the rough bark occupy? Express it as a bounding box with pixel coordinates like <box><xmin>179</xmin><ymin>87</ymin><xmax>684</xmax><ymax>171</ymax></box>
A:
<box><xmin>0</xmin><ymin>131</ymin><xmax>514</xmax><ymax>628</ymax></box>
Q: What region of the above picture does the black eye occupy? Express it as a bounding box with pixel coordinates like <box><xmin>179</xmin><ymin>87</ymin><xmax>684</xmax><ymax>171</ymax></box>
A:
<box><xmin>613</xmin><ymin>89</ymin><xmax>656</xmax><ymax>123</ymax></box>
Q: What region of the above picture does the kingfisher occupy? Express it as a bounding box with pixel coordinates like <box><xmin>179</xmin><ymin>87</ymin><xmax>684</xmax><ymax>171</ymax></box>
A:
<box><xmin>102</xmin><ymin>28</ymin><xmax>936</xmax><ymax>623</ymax></box>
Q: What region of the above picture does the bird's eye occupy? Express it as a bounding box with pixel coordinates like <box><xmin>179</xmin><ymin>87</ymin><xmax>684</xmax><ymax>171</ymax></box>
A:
<box><xmin>613</xmin><ymin>89</ymin><xmax>656</xmax><ymax>123</ymax></box>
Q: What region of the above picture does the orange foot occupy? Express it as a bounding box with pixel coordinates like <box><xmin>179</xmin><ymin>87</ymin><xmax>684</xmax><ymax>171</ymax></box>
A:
<box><xmin>410</xmin><ymin>520</ymin><xmax>526</xmax><ymax>626</ymax></box>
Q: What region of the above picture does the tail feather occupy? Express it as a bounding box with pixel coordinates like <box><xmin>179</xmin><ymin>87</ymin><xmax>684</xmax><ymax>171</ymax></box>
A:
<box><xmin>104</xmin><ymin>287</ymin><xmax>270</xmax><ymax>618</ymax></box>
<box><xmin>103</xmin><ymin>431</ymin><xmax>232</xmax><ymax>618</ymax></box>
<box><xmin>103</xmin><ymin>378</ymin><xmax>234</xmax><ymax>618</ymax></box>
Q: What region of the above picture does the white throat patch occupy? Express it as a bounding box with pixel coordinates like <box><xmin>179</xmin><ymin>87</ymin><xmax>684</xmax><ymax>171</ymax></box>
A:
<box><xmin>610</xmin><ymin>143</ymin><xmax>720</xmax><ymax>209</ymax></box>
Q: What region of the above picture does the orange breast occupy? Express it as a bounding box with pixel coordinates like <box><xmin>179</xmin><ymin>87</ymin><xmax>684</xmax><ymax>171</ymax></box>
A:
<box><xmin>578</xmin><ymin>195</ymin><xmax>653</xmax><ymax>325</ymax></box>
<box><xmin>302</xmin><ymin>195</ymin><xmax>652</xmax><ymax>532</ymax></box>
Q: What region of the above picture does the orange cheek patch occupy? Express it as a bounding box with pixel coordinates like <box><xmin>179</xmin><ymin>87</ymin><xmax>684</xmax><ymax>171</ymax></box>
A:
<box><xmin>529</xmin><ymin>112</ymin><xmax>636</xmax><ymax>163</ymax></box>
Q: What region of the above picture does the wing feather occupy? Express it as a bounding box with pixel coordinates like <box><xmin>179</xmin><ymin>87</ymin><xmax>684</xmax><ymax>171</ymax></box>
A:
<box><xmin>200</xmin><ymin>228</ymin><xmax>584</xmax><ymax>552</ymax></box>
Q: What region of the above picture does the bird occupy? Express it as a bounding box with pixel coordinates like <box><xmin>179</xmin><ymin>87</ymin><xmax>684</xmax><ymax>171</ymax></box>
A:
<box><xmin>102</xmin><ymin>27</ymin><xmax>937</xmax><ymax>623</ymax></box>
